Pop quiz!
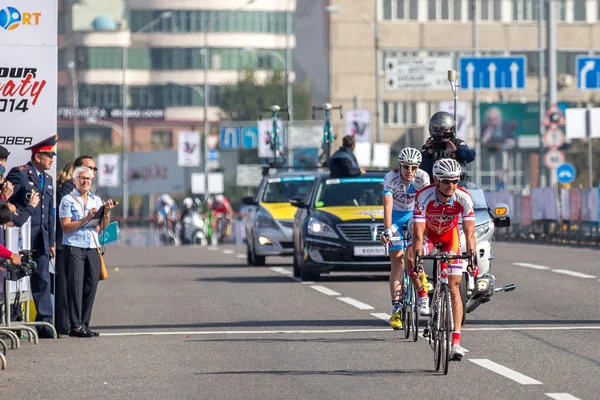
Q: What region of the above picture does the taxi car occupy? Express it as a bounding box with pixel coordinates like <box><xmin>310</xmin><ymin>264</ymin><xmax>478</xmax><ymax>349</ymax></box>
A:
<box><xmin>289</xmin><ymin>172</ymin><xmax>388</xmax><ymax>281</ymax></box>
<box><xmin>242</xmin><ymin>170</ymin><xmax>316</xmax><ymax>266</ymax></box>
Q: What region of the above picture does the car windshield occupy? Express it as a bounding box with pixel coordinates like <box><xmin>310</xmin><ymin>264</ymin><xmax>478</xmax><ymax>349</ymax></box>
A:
<box><xmin>314</xmin><ymin>177</ymin><xmax>384</xmax><ymax>207</ymax></box>
<box><xmin>459</xmin><ymin>181</ymin><xmax>488</xmax><ymax>210</ymax></box>
<box><xmin>261</xmin><ymin>176</ymin><xmax>315</xmax><ymax>203</ymax></box>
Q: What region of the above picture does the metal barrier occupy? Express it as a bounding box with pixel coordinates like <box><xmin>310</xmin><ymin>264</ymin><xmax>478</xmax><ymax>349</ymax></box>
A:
<box><xmin>487</xmin><ymin>187</ymin><xmax>600</xmax><ymax>246</ymax></box>
<box><xmin>0</xmin><ymin>217</ymin><xmax>57</xmax><ymax>370</ymax></box>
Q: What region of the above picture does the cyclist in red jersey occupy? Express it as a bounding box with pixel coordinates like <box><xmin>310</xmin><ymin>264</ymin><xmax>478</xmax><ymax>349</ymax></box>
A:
<box><xmin>207</xmin><ymin>194</ymin><xmax>234</xmax><ymax>242</ymax></box>
<box><xmin>406</xmin><ymin>158</ymin><xmax>477</xmax><ymax>361</ymax></box>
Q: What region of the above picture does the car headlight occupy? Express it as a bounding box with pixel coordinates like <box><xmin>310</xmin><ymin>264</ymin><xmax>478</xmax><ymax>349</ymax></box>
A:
<box><xmin>308</xmin><ymin>217</ymin><xmax>339</xmax><ymax>238</ymax></box>
<box><xmin>257</xmin><ymin>212</ymin><xmax>280</xmax><ymax>230</ymax></box>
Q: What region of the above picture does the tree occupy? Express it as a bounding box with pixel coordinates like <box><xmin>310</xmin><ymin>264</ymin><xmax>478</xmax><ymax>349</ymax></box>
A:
<box><xmin>57</xmin><ymin>137</ymin><xmax>122</xmax><ymax>172</ymax></box>
<box><xmin>219</xmin><ymin>68</ymin><xmax>311</xmax><ymax>121</ymax></box>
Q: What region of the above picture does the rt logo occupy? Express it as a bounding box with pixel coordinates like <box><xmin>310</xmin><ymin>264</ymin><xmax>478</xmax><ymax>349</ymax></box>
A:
<box><xmin>0</xmin><ymin>7</ymin><xmax>41</xmax><ymax>30</ymax></box>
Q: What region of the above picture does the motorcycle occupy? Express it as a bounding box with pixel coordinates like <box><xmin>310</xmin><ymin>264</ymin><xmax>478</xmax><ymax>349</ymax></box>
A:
<box><xmin>420</xmin><ymin>183</ymin><xmax>516</xmax><ymax>323</ymax></box>
<box><xmin>182</xmin><ymin>211</ymin><xmax>207</xmax><ymax>246</ymax></box>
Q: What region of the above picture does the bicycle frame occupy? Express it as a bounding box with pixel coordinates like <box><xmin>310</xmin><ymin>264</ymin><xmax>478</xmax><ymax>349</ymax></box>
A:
<box><xmin>312</xmin><ymin>103</ymin><xmax>342</xmax><ymax>167</ymax></box>
<box><xmin>415</xmin><ymin>246</ymin><xmax>474</xmax><ymax>374</ymax></box>
<box><xmin>259</xmin><ymin>105</ymin><xmax>290</xmax><ymax>167</ymax></box>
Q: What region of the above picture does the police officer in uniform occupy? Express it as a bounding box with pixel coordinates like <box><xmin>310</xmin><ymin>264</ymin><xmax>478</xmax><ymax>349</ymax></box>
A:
<box><xmin>6</xmin><ymin>135</ymin><xmax>57</xmax><ymax>338</ymax></box>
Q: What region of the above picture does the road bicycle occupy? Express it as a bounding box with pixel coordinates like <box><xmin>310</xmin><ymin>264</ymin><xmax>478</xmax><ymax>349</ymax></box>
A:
<box><xmin>382</xmin><ymin>225</ymin><xmax>418</xmax><ymax>341</ymax></box>
<box><xmin>312</xmin><ymin>103</ymin><xmax>342</xmax><ymax>167</ymax></box>
<box><xmin>414</xmin><ymin>246</ymin><xmax>475</xmax><ymax>375</ymax></box>
<box><xmin>259</xmin><ymin>105</ymin><xmax>290</xmax><ymax>167</ymax></box>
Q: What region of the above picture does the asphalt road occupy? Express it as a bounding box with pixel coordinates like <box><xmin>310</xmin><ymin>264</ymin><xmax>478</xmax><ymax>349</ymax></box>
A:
<box><xmin>1</xmin><ymin>241</ymin><xmax>599</xmax><ymax>400</ymax></box>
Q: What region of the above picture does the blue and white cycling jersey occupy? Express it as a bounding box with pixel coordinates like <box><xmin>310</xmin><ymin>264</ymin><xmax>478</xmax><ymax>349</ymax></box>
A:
<box><xmin>157</xmin><ymin>205</ymin><xmax>178</xmax><ymax>221</ymax></box>
<box><xmin>382</xmin><ymin>168</ymin><xmax>430</xmax><ymax>250</ymax></box>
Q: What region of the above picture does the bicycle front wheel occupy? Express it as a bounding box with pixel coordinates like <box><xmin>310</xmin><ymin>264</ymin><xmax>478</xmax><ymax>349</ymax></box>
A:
<box><xmin>441</xmin><ymin>285</ymin><xmax>452</xmax><ymax>375</ymax></box>
<box><xmin>402</xmin><ymin>274</ymin><xmax>410</xmax><ymax>339</ymax></box>
<box><xmin>411</xmin><ymin>285</ymin><xmax>419</xmax><ymax>342</ymax></box>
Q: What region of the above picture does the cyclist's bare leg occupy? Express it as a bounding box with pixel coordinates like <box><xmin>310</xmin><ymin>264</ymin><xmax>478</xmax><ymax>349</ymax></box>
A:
<box><xmin>448</xmin><ymin>274</ymin><xmax>463</xmax><ymax>345</ymax></box>
<box><xmin>389</xmin><ymin>249</ymin><xmax>404</xmax><ymax>308</ymax></box>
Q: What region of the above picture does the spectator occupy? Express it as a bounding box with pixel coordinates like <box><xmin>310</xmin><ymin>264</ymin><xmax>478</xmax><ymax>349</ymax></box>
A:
<box><xmin>59</xmin><ymin>166</ymin><xmax>116</xmax><ymax>338</ymax></box>
<box><xmin>328</xmin><ymin>135</ymin><xmax>366</xmax><ymax>178</ymax></box>
<box><xmin>6</xmin><ymin>135</ymin><xmax>57</xmax><ymax>338</ymax></box>
<box><xmin>55</xmin><ymin>155</ymin><xmax>97</xmax><ymax>337</ymax></box>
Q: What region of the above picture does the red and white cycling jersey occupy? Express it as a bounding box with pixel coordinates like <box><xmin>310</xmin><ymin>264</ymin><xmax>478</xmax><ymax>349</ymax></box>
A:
<box><xmin>412</xmin><ymin>183</ymin><xmax>475</xmax><ymax>237</ymax></box>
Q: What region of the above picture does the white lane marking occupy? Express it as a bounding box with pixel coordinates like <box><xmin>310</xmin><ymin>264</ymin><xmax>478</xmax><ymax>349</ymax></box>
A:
<box><xmin>512</xmin><ymin>262</ymin><xmax>550</xmax><ymax>270</ymax></box>
<box><xmin>371</xmin><ymin>313</ymin><xmax>391</xmax><ymax>322</ymax></box>
<box><xmin>208</xmin><ymin>247</ymin><xmax>218</xmax><ymax>251</ymax></box>
<box><xmin>100</xmin><ymin>328</ymin><xmax>391</xmax><ymax>337</ymax></box>
<box><xmin>222</xmin><ymin>249</ymin><xmax>235</xmax><ymax>254</ymax></box>
<box><xmin>464</xmin><ymin>326</ymin><xmax>600</xmax><ymax>331</ymax></box>
<box><xmin>310</xmin><ymin>285</ymin><xmax>341</xmax><ymax>296</ymax></box>
<box><xmin>469</xmin><ymin>359</ymin><xmax>542</xmax><ymax>385</ymax></box>
<box><xmin>270</xmin><ymin>267</ymin><xmax>292</xmax><ymax>275</ymax></box>
<box><xmin>551</xmin><ymin>269</ymin><xmax>596</xmax><ymax>279</ymax></box>
<box><xmin>337</xmin><ymin>297</ymin><xmax>374</xmax><ymax>310</ymax></box>
<box><xmin>301</xmin><ymin>281</ymin><xmax>315</xmax><ymax>285</ymax></box>
<box><xmin>236</xmin><ymin>255</ymin><xmax>245</xmax><ymax>259</ymax></box>
<box><xmin>545</xmin><ymin>394</ymin><xmax>582</xmax><ymax>400</ymax></box>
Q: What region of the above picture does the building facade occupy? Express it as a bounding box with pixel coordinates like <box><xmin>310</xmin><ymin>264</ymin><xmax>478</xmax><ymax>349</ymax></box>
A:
<box><xmin>328</xmin><ymin>0</ymin><xmax>600</xmax><ymax>188</ymax></box>
<box><xmin>58</xmin><ymin>0</ymin><xmax>296</xmax><ymax>153</ymax></box>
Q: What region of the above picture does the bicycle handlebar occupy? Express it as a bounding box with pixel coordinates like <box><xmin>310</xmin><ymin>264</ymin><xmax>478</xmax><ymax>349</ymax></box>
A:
<box><xmin>258</xmin><ymin>106</ymin><xmax>290</xmax><ymax>121</ymax></box>
<box><xmin>413</xmin><ymin>249</ymin><xmax>476</xmax><ymax>274</ymax></box>
<box><xmin>312</xmin><ymin>104</ymin><xmax>343</xmax><ymax>120</ymax></box>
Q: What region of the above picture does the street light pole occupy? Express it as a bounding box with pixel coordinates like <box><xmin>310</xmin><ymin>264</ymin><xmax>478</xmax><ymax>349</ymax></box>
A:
<box><xmin>286</xmin><ymin>0</ymin><xmax>293</xmax><ymax>120</ymax></box>
<box><xmin>202</xmin><ymin>27</ymin><xmax>210</xmax><ymax>202</ymax></box>
<box><xmin>374</xmin><ymin>1</ymin><xmax>381</xmax><ymax>143</ymax></box>
<box><xmin>67</xmin><ymin>61</ymin><xmax>80</xmax><ymax>158</ymax></box>
<box><xmin>121</xmin><ymin>11</ymin><xmax>172</xmax><ymax>220</ymax></box>
<box><xmin>472</xmin><ymin>0</ymin><xmax>481</xmax><ymax>187</ymax></box>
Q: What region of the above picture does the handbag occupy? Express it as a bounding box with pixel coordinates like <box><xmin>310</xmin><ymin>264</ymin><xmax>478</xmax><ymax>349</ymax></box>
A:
<box><xmin>70</xmin><ymin>193</ymin><xmax>108</xmax><ymax>281</ymax></box>
<box><xmin>92</xmin><ymin>234</ymin><xmax>108</xmax><ymax>281</ymax></box>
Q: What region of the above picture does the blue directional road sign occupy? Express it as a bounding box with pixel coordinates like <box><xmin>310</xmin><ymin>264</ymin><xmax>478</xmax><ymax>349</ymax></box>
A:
<box><xmin>220</xmin><ymin>126</ymin><xmax>241</xmax><ymax>150</ymax></box>
<box><xmin>556</xmin><ymin>163</ymin><xmax>576</xmax><ymax>184</ymax></box>
<box><xmin>459</xmin><ymin>56</ymin><xmax>526</xmax><ymax>90</ymax></box>
<box><xmin>576</xmin><ymin>56</ymin><xmax>600</xmax><ymax>90</ymax></box>
<box><xmin>242</xmin><ymin>126</ymin><xmax>259</xmax><ymax>149</ymax></box>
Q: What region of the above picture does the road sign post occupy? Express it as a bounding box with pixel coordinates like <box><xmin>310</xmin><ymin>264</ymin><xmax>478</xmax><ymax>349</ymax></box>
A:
<box><xmin>458</xmin><ymin>56</ymin><xmax>526</xmax><ymax>90</ymax></box>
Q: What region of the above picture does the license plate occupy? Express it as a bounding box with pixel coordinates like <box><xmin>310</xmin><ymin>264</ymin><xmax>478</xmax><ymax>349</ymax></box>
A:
<box><xmin>354</xmin><ymin>246</ymin><xmax>386</xmax><ymax>256</ymax></box>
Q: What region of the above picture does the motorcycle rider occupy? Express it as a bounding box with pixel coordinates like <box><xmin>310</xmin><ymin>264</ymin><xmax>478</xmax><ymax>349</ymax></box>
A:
<box><xmin>380</xmin><ymin>148</ymin><xmax>430</xmax><ymax>330</ymax></box>
<box><xmin>420</xmin><ymin>111</ymin><xmax>475</xmax><ymax>181</ymax></box>
<box><xmin>407</xmin><ymin>158</ymin><xmax>478</xmax><ymax>360</ymax></box>
<box><xmin>180</xmin><ymin>197</ymin><xmax>194</xmax><ymax>244</ymax></box>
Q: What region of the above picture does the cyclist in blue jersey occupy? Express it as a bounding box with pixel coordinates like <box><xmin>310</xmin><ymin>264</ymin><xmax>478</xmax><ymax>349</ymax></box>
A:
<box><xmin>381</xmin><ymin>148</ymin><xmax>430</xmax><ymax>330</ymax></box>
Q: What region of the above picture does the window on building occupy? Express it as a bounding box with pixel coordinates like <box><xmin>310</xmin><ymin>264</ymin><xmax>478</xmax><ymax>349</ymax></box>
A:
<box><xmin>151</xmin><ymin>131</ymin><xmax>173</xmax><ymax>150</ymax></box>
<box><xmin>557</xmin><ymin>51</ymin><xmax>588</xmax><ymax>75</ymax></box>
<box><xmin>383</xmin><ymin>101</ymin><xmax>417</xmax><ymax>126</ymax></box>
<box><xmin>427</xmin><ymin>0</ymin><xmax>462</xmax><ymax>21</ymax></box>
<box><xmin>468</xmin><ymin>0</ymin><xmax>502</xmax><ymax>21</ymax></box>
<box><xmin>129</xmin><ymin>10</ymin><xmax>293</xmax><ymax>34</ymax></box>
<box><xmin>573</xmin><ymin>0</ymin><xmax>586</xmax><ymax>21</ymax></box>
<box><xmin>78</xmin><ymin>85</ymin><xmax>122</xmax><ymax>108</ymax></box>
<box><xmin>512</xmin><ymin>0</ymin><xmax>540</xmax><ymax>21</ymax></box>
<box><xmin>57</xmin><ymin>86</ymin><xmax>68</xmax><ymax>106</ymax></box>
<box><xmin>382</xmin><ymin>0</ymin><xmax>419</xmax><ymax>20</ymax></box>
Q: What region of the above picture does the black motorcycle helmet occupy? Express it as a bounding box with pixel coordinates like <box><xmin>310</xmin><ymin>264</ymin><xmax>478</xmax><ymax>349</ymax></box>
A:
<box><xmin>429</xmin><ymin>111</ymin><xmax>456</xmax><ymax>140</ymax></box>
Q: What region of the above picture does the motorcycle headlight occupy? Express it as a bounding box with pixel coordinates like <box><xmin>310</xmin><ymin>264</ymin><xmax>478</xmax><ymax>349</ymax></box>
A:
<box><xmin>459</xmin><ymin>222</ymin><xmax>490</xmax><ymax>242</ymax></box>
<box><xmin>475</xmin><ymin>222</ymin><xmax>490</xmax><ymax>239</ymax></box>
<box><xmin>308</xmin><ymin>217</ymin><xmax>339</xmax><ymax>239</ymax></box>
<box><xmin>257</xmin><ymin>211</ymin><xmax>280</xmax><ymax>230</ymax></box>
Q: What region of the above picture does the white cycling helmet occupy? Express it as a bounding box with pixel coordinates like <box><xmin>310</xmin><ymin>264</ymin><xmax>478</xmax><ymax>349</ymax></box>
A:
<box><xmin>398</xmin><ymin>147</ymin><xmax>422</xmax><ymax>165</ymax></box>
<box><xmin>215</xmin><ymin>194</ymin><xmax>224</xmax><ymax>202</ymax></box>
<box><xmin>432</xmin><ymin>158</ymin><xmax>462</xmax><ymax>179</ymax></box>
<box><xmin>183</xmin><ymin>197</ymin><xmax>193</xmax><ymax>209</ymax></box>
